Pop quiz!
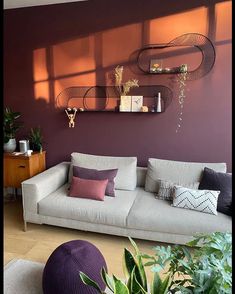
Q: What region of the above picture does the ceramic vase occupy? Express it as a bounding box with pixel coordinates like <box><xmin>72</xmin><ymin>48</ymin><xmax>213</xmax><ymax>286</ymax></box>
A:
<box><xmin>4</xmin><ymin>138</ymin><xmax>16</xmax><ymax>153</ymax></box>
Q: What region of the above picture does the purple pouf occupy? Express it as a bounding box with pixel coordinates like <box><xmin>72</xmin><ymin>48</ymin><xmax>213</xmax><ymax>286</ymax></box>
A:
<box><xmin>42</xmin><ymin>240</ymin><xmax>107</xmax><ymax>294</ymax></box>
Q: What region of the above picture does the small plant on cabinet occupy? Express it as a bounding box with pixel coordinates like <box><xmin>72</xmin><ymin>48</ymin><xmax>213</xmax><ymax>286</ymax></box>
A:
<box><xmin>28</xmin><ymin>126</ymin><xmax>43</xmax><ymax>152</ymax></box>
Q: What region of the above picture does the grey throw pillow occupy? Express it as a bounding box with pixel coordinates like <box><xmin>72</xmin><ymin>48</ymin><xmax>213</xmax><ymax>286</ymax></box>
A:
<box><xmin>172</xmin><ymin>185</ymin><xmax>220</xmax><ymax>215</ymax></box>
<box><xmin>156</xmin><ymin>180</ymin><xmax>199</xmax><ymax>201</ymax></box>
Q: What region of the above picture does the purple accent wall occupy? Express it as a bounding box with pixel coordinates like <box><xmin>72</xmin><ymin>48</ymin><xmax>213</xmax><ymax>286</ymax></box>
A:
<box><xmin>4</xmin><ymin>0</ymin><xmax>232</xmax><ymax>171</ymax></box>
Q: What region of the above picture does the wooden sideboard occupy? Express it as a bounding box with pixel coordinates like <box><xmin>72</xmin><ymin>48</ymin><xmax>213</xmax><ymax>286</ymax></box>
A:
<box><xmin>4</xmin><ymin>151</ymin><xmax>46</xmax><ymax>189</ymax></box>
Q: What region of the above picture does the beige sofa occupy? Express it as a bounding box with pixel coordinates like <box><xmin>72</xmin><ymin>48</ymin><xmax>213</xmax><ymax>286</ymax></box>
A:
<box><xmin>22</xmin><ymin>155</ymin><xmax>232</xmax><ymax>245</ymax></box>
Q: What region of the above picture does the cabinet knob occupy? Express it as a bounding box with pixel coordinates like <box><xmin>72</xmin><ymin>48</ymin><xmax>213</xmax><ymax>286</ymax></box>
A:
<box><xmin>18</xmin><ymin>165</ymin><xmax>26</xmax><ymax>168</ymax></box>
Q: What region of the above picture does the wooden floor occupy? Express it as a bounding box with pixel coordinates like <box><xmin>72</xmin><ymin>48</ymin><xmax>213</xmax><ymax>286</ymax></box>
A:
<box><xmin>4</xmin><ymin>196</ymin><xmax>168</xmax><ymax>279</ymax></box>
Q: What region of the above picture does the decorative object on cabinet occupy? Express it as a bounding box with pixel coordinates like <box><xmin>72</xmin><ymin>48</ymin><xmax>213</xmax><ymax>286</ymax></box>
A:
<box><xmin>3</xmin><ymin>107</ymin><xmax>23</xmax><ymax>152</ymax></box>
<box><xmin>19</xmin><ymin>140</ymin><xmax>30</xmax><ymax>153</ymax></box>
<box><xmin>56</xmin><ymin>85</ymin><xmax>172</xmax><ymax>113</ymax></box>
<box><xmin>114</xmin><ymin>65</ymin><xmax>139</xmax><ymax>96</ymax></box>
<box><xmin>65</xmin><ymin>108</ymin><xmax>78</xmax><ymax>127</ymax></box>
<box><xmin>4</xmin><ymin>151</ymin><xmax>46</xmax><ymax>194</ymax></box>
<box><xmin>136</xmin><ymin>33</ymin><xmax>215</xmax><ymax>80</ymax></box>
<box><xmin>28</xmin><ymin>127</ymin><xmax>43</xmax><ymax>152</ymax></box>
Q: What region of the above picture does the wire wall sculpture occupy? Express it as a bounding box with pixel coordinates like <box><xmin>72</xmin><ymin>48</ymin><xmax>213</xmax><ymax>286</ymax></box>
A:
<box><xmin>136</xmin><ymin>33</ymin><xmax>216</xmax><ymax>80</ymax></box>
<box><xmin>56</xmin><ymin>85</ymin><xmax>173</xmax><ymax>112</ymax></box>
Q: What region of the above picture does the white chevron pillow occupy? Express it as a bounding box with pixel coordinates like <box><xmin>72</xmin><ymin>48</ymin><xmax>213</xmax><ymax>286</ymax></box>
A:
<box><xmin>172</xmin><ymin>185</ymin><xmax>220</xmax><ymax>215</ymax></box>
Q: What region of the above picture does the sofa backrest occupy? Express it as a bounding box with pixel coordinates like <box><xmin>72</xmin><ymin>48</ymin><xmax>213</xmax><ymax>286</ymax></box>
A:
<box><xmin>69</xmin><ymin>152</ymin><xmax>137</xmax><ymax>191</ymax></box>
<box><xmin>145</xmin><ymin>158</ymin><xmax>227</xmax><ymax>193</ymax></box>
<box><xmin>136</xmin><ymin>166</ymin><xmax>147</xmax><ymax>187</ymax></box>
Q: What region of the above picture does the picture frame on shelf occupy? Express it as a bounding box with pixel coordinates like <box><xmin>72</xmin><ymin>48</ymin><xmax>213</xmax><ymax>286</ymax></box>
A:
<box><xmin>119</xmin><ymin>95</ymin><xmax>132</xmax><ymax>112</ymax></box>
<box><xmin>131</xmin><ymin>96</ymin><xmax>143</xmax><ymax>112</ymax></box>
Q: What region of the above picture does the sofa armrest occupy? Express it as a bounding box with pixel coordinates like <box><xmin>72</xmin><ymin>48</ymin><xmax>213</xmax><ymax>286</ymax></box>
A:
<box><xmin>22</xmin><ymin>162</ymin><xmax>70</xmax><ymax>215</ymax></box>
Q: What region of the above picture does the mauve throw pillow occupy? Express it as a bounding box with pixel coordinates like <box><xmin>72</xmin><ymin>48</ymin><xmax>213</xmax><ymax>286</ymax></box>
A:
<box><xmin>199</xmin><ymin>167</ymin><xmax>232</xmax><ymax>216</ymax></box>
<box><xmin>69</xmin><ymin>177</ymin><xmax>108</xmax><ymax>201</ymax></box>
<box><xmin>73</xmin><ymin>165</ymin><xmax>118</xmax><ymax>197</ymax></box>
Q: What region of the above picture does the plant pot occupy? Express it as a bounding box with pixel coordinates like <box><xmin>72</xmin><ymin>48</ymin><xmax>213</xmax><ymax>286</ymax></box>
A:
<box><xmin>32</xmin><ymin>144</ymin><xmax>42</xmax><ymax>153</ymax></box>
<box><xmin>4</xmin><ymin>138</ymin><xmax>16</xmax><ymax>153</ymax></box>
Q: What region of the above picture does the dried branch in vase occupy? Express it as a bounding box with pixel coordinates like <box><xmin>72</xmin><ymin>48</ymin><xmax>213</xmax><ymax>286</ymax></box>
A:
<box><xmin>114</xmin><ymin>65</ymin><xmax>139</xmax><ymax>96</ymax></box>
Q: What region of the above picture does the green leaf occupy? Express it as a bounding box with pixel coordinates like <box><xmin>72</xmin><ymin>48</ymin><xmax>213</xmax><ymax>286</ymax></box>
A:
<box><xmin>132</xmin><ymin>272</ymin><xmax>148</xmax><ymax>294</ymax></box>
<box><xmin>79</xmin><ymin>271</ymin><xmax>103</xmax><ymax>293</ymax></box>
<box><xmin>113</xmin><ymin>275</ymin><xmax>129</xmax><ymax>294</ymax></box>
<box><xmin>124</xmin><ymin>248</ymin><xmax>137</xmax><ymax>277</ymax></box>
<box><xmin>127</xmin><ymin>239</ymin><xmax>148</xmax><ymax>291</ymax></box>
<box><xmin>128</xmin><ymin>237</ymin><xmax>140</xmax><ymax>255</ymax></box>
<box><xmin>186</xmin><ymin>238</ymin><xmax>201</xmax><ymax>247</ymax></box>
<box><xmin>144</xmin><ymin>261</ymin><xmax>156</xmax><ymax>267</ymax></box>
<box><xmin>101</xmin><ymin>267</ymin><xmax>114</xmax><ymax>292</ymax></box>
<box><xmin>141</xmin><ymin>254</ymin><xmax>155</xmax><ymax>260</ymax></box>
<box><xmin>160</xmin><ymin>274</ymin><xmax>171</xmax><ymax>294</ymax></box>
<box><xmin>151</xmin><ymin>272</ymin><xmax>162</xmax><ymax>294</ymax></box>
<box><xmin>124</xmin><ymin>242</ymin><xmax>147</xmax><ymax>291</ymax></box>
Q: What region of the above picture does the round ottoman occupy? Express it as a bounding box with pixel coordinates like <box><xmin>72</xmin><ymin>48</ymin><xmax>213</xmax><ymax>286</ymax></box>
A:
<box><xmin>42</xmin><ymin>240</ymin><xmax>107</xmax><ymax>294</ymax></box>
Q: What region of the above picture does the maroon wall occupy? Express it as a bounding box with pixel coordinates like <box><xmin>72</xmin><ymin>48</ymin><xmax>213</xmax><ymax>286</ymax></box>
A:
<box><xmin>4</xmin><ymin>0</ymin><xmax>232</xmax><ymax>171</ymax></box>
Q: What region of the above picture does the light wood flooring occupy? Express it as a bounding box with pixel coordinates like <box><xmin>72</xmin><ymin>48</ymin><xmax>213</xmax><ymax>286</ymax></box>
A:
<box><xmin>4</xmin><ymin>196</ymin><xmax>169</xmax><ymax>279</ymax></box>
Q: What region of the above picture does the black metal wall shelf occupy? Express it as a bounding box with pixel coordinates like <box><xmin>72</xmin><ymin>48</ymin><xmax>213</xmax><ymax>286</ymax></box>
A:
<box><xmin>136</xmin><ymin>33</ymin><xmax>215</xmax><ymax>80</ymax></box>
<box><xmin>56</xmin><ymin>85</ymin><xmax>173</xmax><ymax>113</ymax></box>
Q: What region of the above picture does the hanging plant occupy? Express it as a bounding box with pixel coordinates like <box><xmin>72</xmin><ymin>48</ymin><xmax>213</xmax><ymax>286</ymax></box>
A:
<box><xmin>176</xmin><ymin>64</ymin><xmax>188</xmax><ymax>133</ymax></box>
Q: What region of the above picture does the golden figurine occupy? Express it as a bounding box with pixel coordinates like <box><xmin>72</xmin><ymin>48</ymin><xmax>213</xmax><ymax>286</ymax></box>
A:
<box><xmin>65</xmin><ymin>108</ymin><xmax>77</xmax><ymax>128</ymax></box>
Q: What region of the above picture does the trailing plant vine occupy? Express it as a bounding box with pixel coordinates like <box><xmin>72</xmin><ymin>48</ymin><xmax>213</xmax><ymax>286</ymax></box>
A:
<box><xmin>176</xmin><ymin>65</ymin><xmax>188</xmax><ymax>133</ymax></box>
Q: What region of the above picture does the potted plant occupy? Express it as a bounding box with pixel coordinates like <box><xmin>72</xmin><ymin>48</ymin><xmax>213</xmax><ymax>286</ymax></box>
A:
<box><xmin>28</xmin><ymin>126</ymin><xmax>43</xmax><ymax>152</ymax></box>
<box><xmin>3</xmin><ymin>106</ymin><xmax>22</xmax><ymax>152</ymax></box>
<box><xmin>80</xmin><ymin>232</ymin><xmax>232</xmax><ymax>293</ymax></box>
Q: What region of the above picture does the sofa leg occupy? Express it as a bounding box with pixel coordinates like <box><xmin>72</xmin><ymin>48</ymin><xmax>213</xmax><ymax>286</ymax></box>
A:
<box><xmin>23</xmin><ymin>221</ymin><xmax>27</xmax><ymax>232</ymax></box>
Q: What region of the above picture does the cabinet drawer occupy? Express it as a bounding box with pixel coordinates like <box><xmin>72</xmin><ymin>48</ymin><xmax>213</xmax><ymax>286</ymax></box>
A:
<box><xmin>14</xmin><ymin>159</ymin><xmax>30</xmax><ymax>169</ymax></box>
<box><xmin>4</xmin><ymin>158</ymin><xmax>30</xmax><ymax>188</ymax></box>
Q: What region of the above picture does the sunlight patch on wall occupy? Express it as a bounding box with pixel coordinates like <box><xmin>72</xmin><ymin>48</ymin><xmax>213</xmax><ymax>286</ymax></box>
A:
<box><xmin>34</xmin><ymin>81</ymin><xmax>49</xmax><ymax>102</ymax></box>
<box><xmin>54</xmin><ymin>72</ymin><xmax>96</xmax><ymax>108</ymax></box>
<box><xmin>53</xmin><ymin>36</ymin><xmax>95</xmax><ymax>78</ymax></box>
<box><xmin>149</xmin><ymin>7</ymin><xmax>207</xmax><ymax>44</ymax></box>
<box><xmin>215</xmin><ymin>1</ymin><xmax>232</xmax><ymax>41</ymax></box>
<box><xmin>33</xmin><ymin>48</ymin><xmax>48</xmax><ymax>81</ymax></box>
<box><xmin>102</xmin><ymin>23</ymin><xmax>142</xmax><ymax>67</ymax></box>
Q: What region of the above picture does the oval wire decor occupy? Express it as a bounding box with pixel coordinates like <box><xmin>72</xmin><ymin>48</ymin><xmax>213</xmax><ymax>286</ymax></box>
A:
<box><xmin>136</xmin><ymin>33</ymin><xmax>216</xmax><ymax>80</ymax></box>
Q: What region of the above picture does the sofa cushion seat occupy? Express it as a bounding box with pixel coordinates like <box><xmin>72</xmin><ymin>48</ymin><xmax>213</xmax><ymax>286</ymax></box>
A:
<box><xmin>127</xmin><ymin>188</ymin><xmax>232</xmax><ymax>236</ymax></box>
<box><xmin>38</xmin><ymin>184</ymin><xmax>138</xmax><ymax>228</ymax></box>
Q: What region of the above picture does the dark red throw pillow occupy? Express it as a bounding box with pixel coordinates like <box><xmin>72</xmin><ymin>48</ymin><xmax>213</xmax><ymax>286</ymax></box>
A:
<box><xmin>69</xmin><ymin>176</ymin><xmax>108</xmax><ymax>201</ymax></box>
<box><xmin>73</xmin><ymin>165</ymin><xmax>118</xmax><ymax>197</ymax></box>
